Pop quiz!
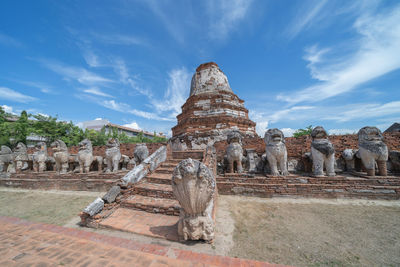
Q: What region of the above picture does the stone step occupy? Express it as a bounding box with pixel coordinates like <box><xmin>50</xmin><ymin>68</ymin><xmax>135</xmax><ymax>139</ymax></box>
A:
<box><xmin>160</xmin><ymin>162</ymin><xmax>178</xmax><ymax>168</ymax></box>
<box><xmin>164</xmin><ymin>159</ymin><xmax>183</xmax><ymax>164</ymax></box>
<box><xmin>172</xmin><ymin>150</ymin><xmax>204</xmax><ymax>160</ymax></box>
<box><xmin>132</xmin><ymin>182</ymin><xmax>175</xmax><ymax>199</ymax></box>
<box><xmin>120</xmin><ymin>195</ymin><xmax>180</xmax><ymax>216</ymax></box>
<box><xmin>146</xmin><ymin>175</ymin><xmax>172</xmax><ymax>185</ymax></box>
<box><xmin>155</xmin><ymin>167</ymin><xmax>175</xmax><ymax>174</ymax></box>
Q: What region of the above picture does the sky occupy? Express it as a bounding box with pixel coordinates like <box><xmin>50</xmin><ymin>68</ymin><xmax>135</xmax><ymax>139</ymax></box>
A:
<box><xmin>1</xmin><ymin>0</ymin><xmax>400</xmax><ymax>137</ymax></box>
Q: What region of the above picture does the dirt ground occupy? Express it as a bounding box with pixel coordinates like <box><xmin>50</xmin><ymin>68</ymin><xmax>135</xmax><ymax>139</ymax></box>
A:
<box><xmin>1</xmin><ymin>187</ymin><xmax>399</xmax><ymax>266</ymax></box>
<box><xmin>0</xmin><ymin>188</ymin><xmax>99</xmax><ymax>225</ymax></box>
<box><xmin>224</xmin><ymin>196</ymin><xmax>400</xmax><ymax>267</ymax></box>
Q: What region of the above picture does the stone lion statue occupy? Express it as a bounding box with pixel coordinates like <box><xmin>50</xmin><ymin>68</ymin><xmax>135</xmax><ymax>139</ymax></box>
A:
<box><xmin>33</xmin><ymin>142</ymin><xmax>48</xmax><ymax>172</ymax></box>
<box><xmin>311</xmin><ymin>126</ymin><xmax>336</xmax><ymax>177</ymax></box>
<box><xmin>51</xmin><ymin>140</ymin><xmax>69</xmax><ymax>174</ymax></box>
<box><xmin>225</xmin><ymin>130</ymin><xmax>243</xmax><ymax>173</ymax></box>
<box><xmin>342</xmin><ymin>149</ymin><xmax>357</xmax><ymax>171</ymax></box>
<box><xmin>358</xmin><ymin>126</ymin><xmax>388</xmax><ymax>176</ymax></box>
<box><xmin>134</xmin><ymin>143</ymin><xmax>149</xmax><ymax>165</ymax></box>
<box><xmin>0</xmin><ymin>145</ymin><xmax>13</xmax><ymax>173</ymax></box>
<box><xmin>105</xmin><ymin>138</ymin><xmax>121</xmax><ymax>173</ymax></box>
<box><xmin>13</xmin><ymin>142</ymin><xmax>29</xmax><ymax>172</ymax></box>
<box><xmin>264</xmin><ymin>128</ymin><xmax>288</xmax><ymax>176</ymax></box>
<box><xmin>78</xmin><ymin>139</ymin><xmax>94</xmax><ymax>173</ymax></box>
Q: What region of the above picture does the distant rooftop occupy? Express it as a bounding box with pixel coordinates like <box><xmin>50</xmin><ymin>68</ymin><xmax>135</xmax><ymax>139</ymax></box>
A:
<box><xmin>384</xmin><ymin>122</ymin><xmax>400</xmax><ymax>133</ymax></box>
<box><xmin>81</xmin><ymin>119</ymin><xmax>165</xmax><ymax>138</ymax></box>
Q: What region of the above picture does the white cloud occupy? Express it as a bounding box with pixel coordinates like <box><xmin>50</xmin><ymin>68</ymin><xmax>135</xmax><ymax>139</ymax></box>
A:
<box><xmin>40</xmin><ymin>60</ymin><xmax>114</xmax><ymax>86</ymax></box>
<box><xmin>280</xmin><ymin>128</ymin><xmax>296</xmax><ymax>137</ymax></box>
<box><xmin>92</xmin><ymin>33</ymin><xmax>146</xmax><ymax>46</ymax></box>
<box><xmin>146</xmin><ymin>0</ymin><xmax>185</xmax><ymax>44</ymax></box>
<box><xmin>17</xmin><ymin>81</ymin><xmax>53</xmax><ymax>94</ymax></box>
<box><xmin>207</xmin><ymin>0</ymin><xmax>253</xmax><ymax>40</ymax></box>
<box><xmin>1</xmin><ymin>105</ymin><xmax>16</xmax><ymax>115</ymax></box>
<box><xmin>83</xmin><ymin>50</ymin><xmax>101</xmax><ymax>67</ymax></box>
<box><xmin>255</xmin><ymin>121</ymin><xmax>269</xmax><ymax>136</ymax></box>
<box><xmin>0</xmin><ymin>87</ymin><xmax>36</xmax><ymax>103</ymax></box>
<box><xmin>83</xmin><ymin>87</ymin><xmax>113</xmax><ymax>98</ymax></box>
<box><xmin>279</xmin><ymin>5</ymin><xmax>400</xmax><ymax>104</ymax></box>
<box><xmin>101</xmin><ymin>100</ymin><xmax>173</xmax><ymax>121</ymax></box>
<box><xmin>0</xmin><ymin>33</ymin><xmax>22</xmax><ymax>47</ymax></box>
<box><xmin>324</xmin><ymin>101</ymin><xmax>400</xmax><ymax>122</ymax></box>
<box><xmin>151</xmin><ymin>67</ymin><xmax>190</xmax><ymax>118</ymax></box>
<box><xmin>328</xmin><ymin>129</ymin><xmax>357</xmax><ymax>135</ymax></box>
<box><xmin>123</xmin><ymin>122</ymin><xmax>141</xmax><ymax>130</ymax></box>
<box><xmin>112</xmin><ymin>59</ymin><xmax>153</xmax><ymax>98</ymax></box>
<box><xmin>285</xmin><ymin>0</ymin><xmax>328</xmax><ymax>39</ymax></box>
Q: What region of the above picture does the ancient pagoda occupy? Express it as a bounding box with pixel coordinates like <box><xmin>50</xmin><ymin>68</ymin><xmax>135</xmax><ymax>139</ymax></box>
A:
<box><xmin>171</xmin><ymin>62</ymin><xmax>256</xmax><ymax>149</ymax></box>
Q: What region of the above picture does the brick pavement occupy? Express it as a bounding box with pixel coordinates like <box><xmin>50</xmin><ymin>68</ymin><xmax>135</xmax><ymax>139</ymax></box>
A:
<box><xmin>0</xmin><ymin>216</ymin><xmax>287</xmax><ymax>267</ymax></box>
<box><xmin>99</xmin><ymin>208</ymin><xmax>179</xmax><ymax>241</ymax></box>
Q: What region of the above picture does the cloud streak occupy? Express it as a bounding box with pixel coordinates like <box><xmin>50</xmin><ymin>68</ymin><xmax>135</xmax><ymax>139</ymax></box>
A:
<box><xmin>151</xmin><ymin>67</ymin><xmax>190</xmax><ymax>118</ymax></box>
<box><xmin>207</xmin><ymin>0</ymin><xmax>254</xmax><ymax>40</ymax></box>
<box><xmin>40</xmin><ymin>59</ymin><xmax>114</xmax><ymax>86</ymax></box>
<box><xmin>0</xmin><ymin>33</ymin><xmax>22</xmax><ymax>47</ymax></box>
<box><xmin>278</xmin><ymin>5</ymin><xmax>400</xmax><ymax>104</ymax></box>
<box><xmin>101</xmin><ymin>100</ymin><xmax>174</xmax><ymax>121</ymax></box>
<box><xmin>83</xmin><ymin>87</ymin><xmax>113</xmax><ymax>98</ymax></box>
<box><xmin>0</xmin><ymin>87</ymin><xmax>36</xmax><ymax>103</ymax></box>
<box><xmin>285</xmin><ymin>0</ymin><xmax>328</xmax><ymax>39</ymax></box>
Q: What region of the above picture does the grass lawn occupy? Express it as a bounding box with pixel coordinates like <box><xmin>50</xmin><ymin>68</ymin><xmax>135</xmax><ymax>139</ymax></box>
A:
<box><xmin>226</xmin><ymin>196</ymin><xmax>400</xmax><ymax>267</ymax></box>
<box><xmin>0</xmin><ymin>189</ymin><xmax>98</xmax><ymax>225</ymax></box>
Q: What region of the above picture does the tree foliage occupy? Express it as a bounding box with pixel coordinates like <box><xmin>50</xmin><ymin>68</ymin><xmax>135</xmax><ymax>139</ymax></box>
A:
<box><xmin>293</xmin><ymin>125</ymin><xmax>313</xmax><ymax>138</ymax></box>
<box><xmin>0</xmin><ymin>106</ymin><xmax>168</xmax><ymax>148</ymax></box>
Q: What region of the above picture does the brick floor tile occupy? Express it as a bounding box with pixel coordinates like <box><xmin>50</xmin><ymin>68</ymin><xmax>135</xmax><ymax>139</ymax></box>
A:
<box><xmin>0</xmin><ymin>216</ymin><xmax>286</xmax><ymax>267</ymax></box>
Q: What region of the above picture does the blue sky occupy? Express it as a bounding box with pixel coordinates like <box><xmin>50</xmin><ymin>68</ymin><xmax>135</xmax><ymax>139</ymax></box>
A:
<box><xmin>1</xmin><ymin>0</ymin><xmax>400</xmax><ymax>137</ymax></box>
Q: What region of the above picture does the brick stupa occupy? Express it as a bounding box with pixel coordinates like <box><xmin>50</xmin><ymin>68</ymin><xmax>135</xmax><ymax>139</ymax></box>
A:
<box><xmin>171</xmin><ymin>62</ymin><xmax>256</xmax><ymax>149</ymax></box>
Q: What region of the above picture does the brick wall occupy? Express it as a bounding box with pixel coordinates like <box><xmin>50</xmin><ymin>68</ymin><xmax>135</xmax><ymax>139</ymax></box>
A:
<box><xmin>214</xmin><ymin>132</ymin><xmax>400</xmax><ymax>161</ymax></box>
<box><xmin>28</xmin><ymin>142</ymin><xmax>166</xmax><ymax>157</ymax></box>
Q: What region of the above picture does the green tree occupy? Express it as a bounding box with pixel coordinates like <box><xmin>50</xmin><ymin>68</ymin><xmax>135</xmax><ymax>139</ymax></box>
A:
<box><xmin>0</xmin><ymin>106</ymin><xmax>13</xmax><ymax>146</ymax></box>
<box><xmin>293</xmin><ymin>125</ymin><xmax>313</xmax><ymax>138</ymax></box>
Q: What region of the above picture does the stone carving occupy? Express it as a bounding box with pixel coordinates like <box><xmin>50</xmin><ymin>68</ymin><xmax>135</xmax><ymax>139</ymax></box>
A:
<box><xmin>0</xmin><ymin>145</ymin><xmax>13</xmax><ymax>173</ymax></box>
<box><xmin>342</xmin><ymin>149</ymin><xmax>357</xmax><ymax>171</ymax></box>
<box><xmin>105</xmin><ymin>138</ymin><xmax>121</xmax><ymax>173</ymax></box>
<box><xmin>311</xmin><ymin>126</ymin><xmax>336</xmax><ymax>177</ymax></box>
<box><xmin>120</xmin><ymin>155</ymin><xmax>130</xmax><ymax>171</ymax></box>
<box><xmin>33</xmin><ymin>142</ymin><xmax>48</xmax><ymax>172</ymax></box>
<box><xmin>78</xmin><ymin>139</ymin><xmax>93</xmax><ymax>173</ymax></box>
<box><xmin>225</xmin><ymin>130</ymin><xmax>243</xmax><ymax>173</ymax></box>
<box><xmin>134</xmin><ymin>144</ymin><xmax>149</xmax><ymax>164</ymax></box>
<box><xmin>389</xmin><ymin>150</ymin><xmax>400</xmax><ymax>172</ymax></box>
<box><xmin>172</xmin><ymin>158</ymin><xmax>215</xmax><ymax>242</ymax></box>
<box><xmin>51</xmin><ymin>140</ymin><xmax>69</xmax><ymax>174</ymax></box>
<box><xmin>13</xmin><ymin>142</ymin><xmax>29</xmax><ymax>172</ymax></box>
<box><xmin>264</xmin><ymin>128</ymin><xmax>289</xmax><ymax>176</ymax></box>
<box><xmin>245</xmin><ymin>149</ymin><xmax>257</xmax><ymax>173</ymax></box>
<box><xmin>358</xmin><ymin>126</ymin><xmax>388</xmax><ymax>176</ymax></box>
<box><xmin>94</xmin><ymin>156</ymin><xmax>103</xmax><ymax>172</ymax></box>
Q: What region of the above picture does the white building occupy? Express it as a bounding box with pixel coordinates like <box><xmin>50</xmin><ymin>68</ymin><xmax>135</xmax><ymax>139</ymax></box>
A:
<box><xmin>81</xmin><ymin>119</ymin><xmax>164</xmax><ymax>139</ymax></box>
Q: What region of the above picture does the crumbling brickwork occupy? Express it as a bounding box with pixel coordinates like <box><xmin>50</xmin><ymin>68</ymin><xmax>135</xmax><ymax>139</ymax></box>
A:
<box><xmin>27</xmin><ymin>142</ymin><xmax>166</xmax><ymax>157</ymax></box>
<box><xmin>171</xmin><ymin>62</ymin><xmax>256</xmax><ymax>149</ymax></box>
<box><xmin>214</xmin><ymin>132</ymin><xmax>400</xmax><ymax>162</ymax></box>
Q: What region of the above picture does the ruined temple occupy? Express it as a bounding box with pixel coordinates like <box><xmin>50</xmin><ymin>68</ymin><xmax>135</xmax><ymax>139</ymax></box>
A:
<box><xmin>171</xmin><ymin>62</ymin><xmax>256</xmax><ymax>149</ymax></box>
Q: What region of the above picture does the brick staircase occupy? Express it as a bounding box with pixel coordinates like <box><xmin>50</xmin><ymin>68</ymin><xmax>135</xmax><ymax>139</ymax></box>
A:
<box><xmin>97</xmin><ymin>150</ymin><xmax>204</xmax><ymax>239</ymax></box>
<box><xmin>119</xmin><ymin>150</ymin><xmax>204</xmax><ymax>216</ymax></box>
